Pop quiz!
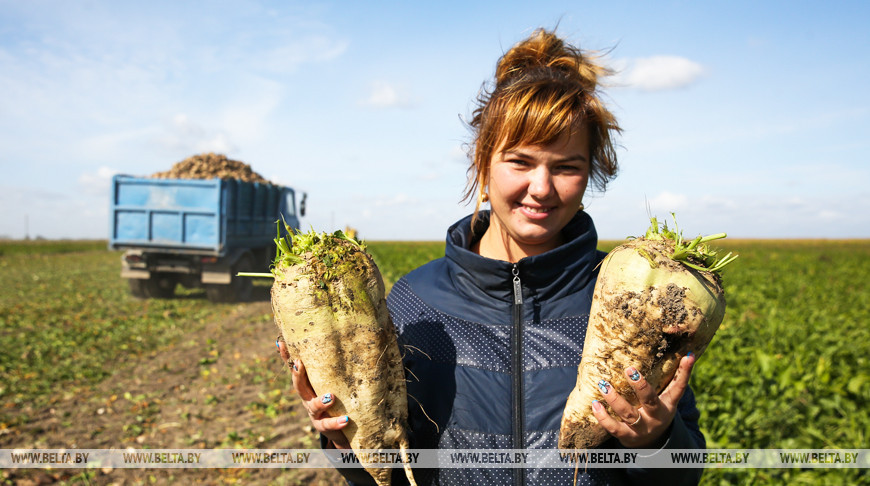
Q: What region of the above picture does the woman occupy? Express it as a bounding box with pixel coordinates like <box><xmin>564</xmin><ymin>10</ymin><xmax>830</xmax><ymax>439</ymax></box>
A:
<box><xmin>279</xmin><ymin>28</ymin><xmax>705</xmax><ymax>485</ymax></box>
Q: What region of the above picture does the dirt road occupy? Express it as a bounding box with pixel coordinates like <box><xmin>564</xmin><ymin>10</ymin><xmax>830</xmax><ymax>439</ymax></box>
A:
<box><xmin>1</xmin><ymin>294</ymin><xmax>344</xmax><ymax>485</ymax></box>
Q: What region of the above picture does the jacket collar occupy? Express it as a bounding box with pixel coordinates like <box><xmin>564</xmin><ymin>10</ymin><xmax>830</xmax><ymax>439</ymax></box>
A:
<box><xmin>444</xmin><ymin>210</ymin><xmax>601</xmax><ymax>303</ymax></box>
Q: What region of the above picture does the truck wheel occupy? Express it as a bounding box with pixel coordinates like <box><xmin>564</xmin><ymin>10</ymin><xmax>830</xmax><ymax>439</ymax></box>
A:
<box><xmin>233</xmin><ymin>255</ymin><xmax>255</xmax><ymax>302</ymax></box>
<box><xmin>205</xmin><ymin>284</ymin><xmax>228</xmax><ymax>302</ymax></box>
<box><xmin>128</xmin><ymin>279</ymin><xmax>149</xmax><ymax>299</ymax></box>
<box><xmin>129</xmin><ymin>275</ymin><xmax>176</xmax><ymax>299</ymax></box>
<box><xmin>205</xmin><ymin>255</ymin><xmax>254</xmax><ymax>303</ymax></box>
<box><xmin>146</xmin><ymin>273</ymin><xmax>177</xmax><ymax>299</ymax></box>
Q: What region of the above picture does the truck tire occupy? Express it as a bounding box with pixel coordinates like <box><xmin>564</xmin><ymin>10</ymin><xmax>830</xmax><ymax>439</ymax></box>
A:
<box><xmin>205</xmin><ymin>255</ymin><xmax>254</xmax><ymax>303</ymax></box>
<box><xmin>128</xmin><ymin>274</ymin><xmax>177</xmax><ymax>299</ymax></box>
<box><xmin>128</xmin><ymin>278</ymin><xmax>149</xmax><ymax>299</ymax></box>
<box><xmin>150</xmin><ymin>274</ymin><xmax>178</xmax><ymax>299</ymax></box>
<box><xmin>205</xmin><ymin>283</ymin><xmax>233</xmax><ymax>303</ymax></box>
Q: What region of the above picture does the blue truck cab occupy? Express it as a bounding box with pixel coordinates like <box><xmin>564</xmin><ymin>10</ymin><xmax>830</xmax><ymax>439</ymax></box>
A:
<box><xmin>109</xmin><ymin>175</ymin><xmax>304</xmax><ymax>302</ymax></box>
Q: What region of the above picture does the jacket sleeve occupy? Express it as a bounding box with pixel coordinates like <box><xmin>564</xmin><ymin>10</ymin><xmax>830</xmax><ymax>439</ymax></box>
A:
<box><xmin>622</xmin><ymin>384</ymin><xmax>706</xmax><ymax>485</ymax></box>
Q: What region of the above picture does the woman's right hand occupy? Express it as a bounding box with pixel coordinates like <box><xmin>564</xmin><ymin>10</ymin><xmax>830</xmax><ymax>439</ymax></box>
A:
<box><xmin>277</xmin><ymin>338</ymin><xmax>351</xmax><ymax>449</ymax></box>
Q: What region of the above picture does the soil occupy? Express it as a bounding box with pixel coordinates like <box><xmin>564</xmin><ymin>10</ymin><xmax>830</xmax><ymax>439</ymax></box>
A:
<box><xmin>150</xmin><ymin>153</ymin><xmax>271</xmax><ymax>184</ymax></box>
<box><xmin>0</xmin><ymin>289</ymin><xmax>344</xmax><ymax>486</ymax></box>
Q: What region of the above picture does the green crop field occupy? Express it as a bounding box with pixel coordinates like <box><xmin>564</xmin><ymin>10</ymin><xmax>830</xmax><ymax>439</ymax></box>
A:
<box><xmin>689</xmin><ymin>239</ymin><xmax>869</xmax><ymax>485</ymax></box>
<box><xmin>0</xmin><ymin>238</ymin><xmax>867</xmax><ymax>485</ymax></box>
<box><xmin>0</xmin><ymin>241</ymin><xmax>239</xmax><ymax>425</ymax></box>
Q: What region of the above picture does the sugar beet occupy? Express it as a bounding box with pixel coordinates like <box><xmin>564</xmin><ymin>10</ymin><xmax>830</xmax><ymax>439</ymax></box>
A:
<box><xmin>270</xmin><ymin>230</ymin><xmax>416</xmax><ymax>486</ymax></box>
<box><xmin>559</xmin><ymin>217</ymin><xmax>735</xmax><ymax>450</ymax></box>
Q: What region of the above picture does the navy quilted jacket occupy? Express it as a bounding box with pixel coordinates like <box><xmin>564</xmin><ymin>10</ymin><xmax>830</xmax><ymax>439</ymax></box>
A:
<box><xmin>338</xmin><ymin>211</ymin><xmax>704</xmax><ymax>485</ymax></box>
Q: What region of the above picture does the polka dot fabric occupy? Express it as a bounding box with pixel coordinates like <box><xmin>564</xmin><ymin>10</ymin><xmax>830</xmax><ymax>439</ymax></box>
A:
<box><xmin>523</xmin><ymin>315</ymin><xmax>588</xmax><ymax>370</ymax></box>
<box><xmin>391</xmin><ymin>278</ymin><xmax>511</xmax><ymax>372</ymax></box>
<box><xmin>390</xmin><ymin>279</ymin><xmax>589</xmax><ymax>373</ymax></box>
<box><xmin>386</xmin><ymin>278</ymin><xmax>620</xmax><ymax>485</ymax></box>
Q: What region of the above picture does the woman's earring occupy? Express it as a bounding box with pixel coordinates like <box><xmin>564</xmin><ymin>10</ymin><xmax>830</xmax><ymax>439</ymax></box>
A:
<box><xmin>578</xmin><ymin>203</ymin><xmax>585</xmax><ymax>211</ymax></box>
<box><xmin>479</xmin><ymin>192</ymin><xmax>489</xmax><ymax>204</ymax></box>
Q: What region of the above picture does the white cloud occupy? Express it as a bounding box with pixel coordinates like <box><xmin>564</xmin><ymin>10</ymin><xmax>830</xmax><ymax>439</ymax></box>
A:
<box><xmin>591</xmin><ymin>189</ymin><xmax>870</xmax><ymax>240</ymax></box>
<box><xmin>76</xmin><ymin>127</ymin><xmax>163</xmax><ymax>163</ymax></box>
<box><xmin>78</xmin><ymin>166</ymin><xmax>119</xmax><ymax>196</ymax></box>
<box><xmin>195</xmin><ymin>134</ymin><xmax>237</xmax><ymax>155</ymax></box>
<box><xmin>617</xmin><ymin>56</ymin><xmax>705</xmax><ymax>91</ymax></box>
<box><xmin>360</xmin><ymin>81</ymin><xmax>414</xmax><ymax>109</ymax></box>
<box><xmin>217</xmin><ymin>76</ymin><xmax>285</xmax><ymax>144</ymax></box>
<box><xmin>154</xmin><ymin>114</ymin><xmax>238</xmax><ymax>156</ymax></box>
<box><xmin>249</xmin><ymin>36</ymin><xmax>348</xmax><ymax>73</ymax></box>
<box><xmin>646</xmin><ymin>191</ymin><xmax>689</xmax><ymax>212</ymax></box>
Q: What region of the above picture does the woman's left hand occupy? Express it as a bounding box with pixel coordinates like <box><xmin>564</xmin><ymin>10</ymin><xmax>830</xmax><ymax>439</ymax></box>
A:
<box><xmin>591</xmin><ymin>353</ymin><xmax>696</xmax><ymax>448</ymax></box>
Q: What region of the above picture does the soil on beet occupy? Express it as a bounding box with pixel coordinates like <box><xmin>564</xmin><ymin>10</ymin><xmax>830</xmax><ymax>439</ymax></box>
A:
<box><xmin>0</xmin><ymin>293</ymin><xmax>345</xmax><ymax>486</ymax></box>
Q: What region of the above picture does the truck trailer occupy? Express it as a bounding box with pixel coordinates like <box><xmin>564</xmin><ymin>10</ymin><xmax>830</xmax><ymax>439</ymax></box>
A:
<box><xmin>109</xmin><ymin>175</ymin><xmax>303</xmax><ymax>302</ymax></box>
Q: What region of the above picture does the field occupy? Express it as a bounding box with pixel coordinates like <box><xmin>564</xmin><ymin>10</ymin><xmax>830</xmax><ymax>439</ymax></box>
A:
<box><xmin>1</xmin><ymin>239</ymin><xmax>868</xmax><ymax>485</ymax></box>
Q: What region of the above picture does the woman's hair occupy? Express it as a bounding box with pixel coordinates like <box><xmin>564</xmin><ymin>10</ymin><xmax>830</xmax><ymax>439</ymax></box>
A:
<box><xmin>464</xmin><ymin>28</ymin><xmax>621</xmax><ymax>225</ymax></box>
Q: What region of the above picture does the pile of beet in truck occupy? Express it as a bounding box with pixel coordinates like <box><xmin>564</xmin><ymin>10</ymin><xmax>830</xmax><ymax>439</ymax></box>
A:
<box><xmin>108</xmin><ymin>153</ymin><xmax>306</xmax><ymax>302</ymax></box>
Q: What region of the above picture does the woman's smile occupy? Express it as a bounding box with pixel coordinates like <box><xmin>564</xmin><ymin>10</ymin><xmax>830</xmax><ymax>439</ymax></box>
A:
<box><xmin>477</xmin><ymin>126</ymin><xmax>591</xmax><ymax>261</ymax></box>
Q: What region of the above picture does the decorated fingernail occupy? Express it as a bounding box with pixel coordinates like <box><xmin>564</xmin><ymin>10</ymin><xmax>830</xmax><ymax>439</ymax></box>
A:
<box><xmin>597</xmin><ymin>379</ymin><xmax>611</xmax><ymax>395</ymax></box>
<box><xmin>341</xmin><ymin>415</ymin><xmax>350</xmax><ymax>424</ymax></box>
<box><xmin>687</xmin><ymin>351</ymin><xmax>695</xmax><ymax>358</ymax></box>
<box><xmin>322</xmin><ymin>393</ymin><xmax>333</xmax><ymax>404</ymax></box>
<box><xmin>275</xmin><ymin>339</ymin><xmax>280</xmax><ymax>350</ymax></box>
<box><xmin>628</xmin><ymin>367</ymin><xmax>641</xmax><ymax>381</ymax></box>
<box><xmin>591</xmin><ymin>400</ymin><xmax>602</xmax><ymax>412</ymax></box>
<box><xmin>292</xmin><ymin>360</ymin><xmax>299</xmax><ymax>372</ymax></box>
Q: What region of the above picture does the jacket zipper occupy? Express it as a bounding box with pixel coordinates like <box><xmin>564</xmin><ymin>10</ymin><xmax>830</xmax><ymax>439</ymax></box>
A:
<box><xmin>511</xmin><ymin>264</ymin><xmax>525</xmax><ymax>486</ymax></box>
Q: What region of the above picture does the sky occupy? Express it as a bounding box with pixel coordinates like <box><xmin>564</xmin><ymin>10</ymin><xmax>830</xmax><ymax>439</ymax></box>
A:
<box><xmin>1</xmin><ymin>1</ymin><xmax>869</xmax><ymax>241</ymax></box>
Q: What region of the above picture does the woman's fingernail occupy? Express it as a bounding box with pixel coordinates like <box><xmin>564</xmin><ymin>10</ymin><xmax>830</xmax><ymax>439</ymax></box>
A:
<box><xmin>275</xmin><ymin>339</ymin><xmax>280</xmax><ymax>350</ymax></box>
<box><xmin>341</xmin><ymin>415</ymin><xmax>350</xmax><ymax>424</ymax></box>
<box><xmin>597</xmin><ymin>379</ymin><xmax>611</xmax><ymax>395</ymax></box>
<box><xmin>322</xmin><ymin>393</ymin><xmax>333</xmax><ymax>404</ymax></box>
<box><xmin>591</xmin><ymin>400</ymin><xmax>602</xmax><ymax>412</ymax></box>
<box><xmin>292</xmin><ymin>360</ymin><xmax>299</xmax><ymax>372</ymax></box>
<box><xmin>687</xmin><ymin>351</ymin><xmax>695</xmax><ymax>358</ymax></box>
<box><xmin>628</xmin><ymin>367</ymin><xmax>641</xmax><ymax>382</ymax></box>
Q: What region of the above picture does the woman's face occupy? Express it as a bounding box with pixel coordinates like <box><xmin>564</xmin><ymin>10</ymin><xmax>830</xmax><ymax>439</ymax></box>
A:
<box><xmin>485</xmin><ymin>127</ymin><xmax>590</xmax><ymax>258</ymax></box>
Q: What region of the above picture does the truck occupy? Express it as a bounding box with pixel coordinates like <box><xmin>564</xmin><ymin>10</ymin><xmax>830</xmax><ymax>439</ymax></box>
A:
<box><xmin>109</xmin><ymin>175</ymin><xmax>304</xmax><ymax>302</ymax></box>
